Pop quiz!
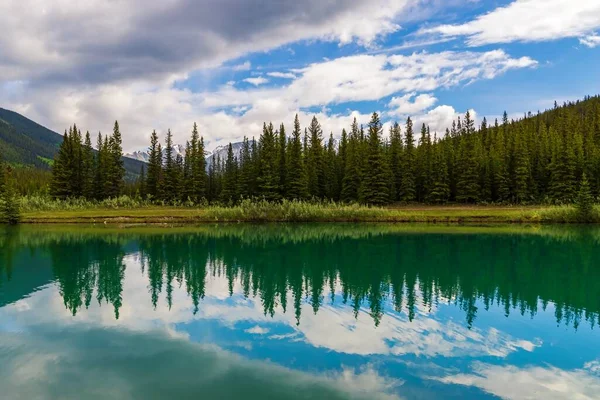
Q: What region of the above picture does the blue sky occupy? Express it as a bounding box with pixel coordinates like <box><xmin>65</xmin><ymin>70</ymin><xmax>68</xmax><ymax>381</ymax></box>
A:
<box><xmin>0</xmin><ymin>0</ymin><xmax>599</xmax><ymax>151</ymax></box>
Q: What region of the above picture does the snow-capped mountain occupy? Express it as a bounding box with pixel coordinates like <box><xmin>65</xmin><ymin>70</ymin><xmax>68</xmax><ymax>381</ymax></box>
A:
<box><xmin>125</xmin><ymin>141</ymin><xmax>248</xmax><ymax>169</ymax></box>
<box><xmin>205</xmin><ymin>141</ymin><xmax>246</xmax><ymax>168</ymax></box>
<box><xmin>125</xmin><ymin>144</ymin><xmax>187</xmax><ymax>163</ymax></box>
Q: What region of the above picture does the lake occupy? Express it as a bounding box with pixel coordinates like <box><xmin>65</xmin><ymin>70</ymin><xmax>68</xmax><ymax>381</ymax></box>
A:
<box><xmin>1</xmin><ymin>224</ymin><xmax>599</xmax><ymax>399</ymax></box>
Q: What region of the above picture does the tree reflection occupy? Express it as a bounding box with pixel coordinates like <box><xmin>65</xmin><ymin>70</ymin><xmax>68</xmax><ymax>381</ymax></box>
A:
<box><xmin>1</xmin><ymin>225</ymin><xmax>599</xmax><ymax>329</ymax></box>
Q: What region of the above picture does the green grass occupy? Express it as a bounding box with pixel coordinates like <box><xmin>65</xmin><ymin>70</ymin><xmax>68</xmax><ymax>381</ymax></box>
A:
<box><xmin>14</xmin><ymin>196</ymin><xmax>600</xmax><ymax>224</ymax></box>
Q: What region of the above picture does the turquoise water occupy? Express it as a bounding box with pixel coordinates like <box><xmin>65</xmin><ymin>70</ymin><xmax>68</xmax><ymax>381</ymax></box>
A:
<box><xmin>1</xmin><ymin>225</ymin><xmax>599</xmax><ymax>399</ymax></box>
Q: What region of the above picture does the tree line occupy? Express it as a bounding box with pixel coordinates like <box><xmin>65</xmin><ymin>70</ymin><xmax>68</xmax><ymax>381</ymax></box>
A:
<box><xmin>49</xmin><ymin>95</ymin><xmax>600</xmax><ymax>205</ymax></box>
<box><xmin>50</xmin><ymin>121</ymin><xmax>125</xmax><ymax>199</ymax></box>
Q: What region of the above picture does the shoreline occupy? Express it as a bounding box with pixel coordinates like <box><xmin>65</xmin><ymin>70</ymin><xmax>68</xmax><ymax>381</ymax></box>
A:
<box><xmin>13</xmin><ymin>204</ymin><xmax>597</xmax><ymax>224</ymax></box>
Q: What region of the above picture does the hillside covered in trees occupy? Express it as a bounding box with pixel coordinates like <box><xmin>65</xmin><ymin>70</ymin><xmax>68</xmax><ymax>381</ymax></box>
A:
<box><xmin>47</xmin><ymin>95</ymin><xmax>600</xmax><ymax>205</ymax></box>
<box><xmin>0</xmin><ymin>108</ymin><xmax>145</xmax><ymax>184</ymax></box>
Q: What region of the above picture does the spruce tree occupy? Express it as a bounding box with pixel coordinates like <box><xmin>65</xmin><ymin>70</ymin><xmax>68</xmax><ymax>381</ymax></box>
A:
<box><xmin>163</xmin><ymin>129</ymin><xmax>178</xmax><ymax>202</ymax></box>
<box><xmin>82</xmin><ymin>131</ymin><xmax>95</xmax><ymax>199</ymax></box>
<box><xmin>306</xmin><ymin>116</ymin><xmax>324</xmax><ymax>199</ymax></box>
<box><xmin>190</xmin><ymin>124</ymin><xmax>207</xmax><ymax>201</ymax></box>
<box><xmin>257</xmin><ymin>123</ymin><xmax>280</xmax><ymax>201</ymax></box>
<box><xmin>388</xmin><ymin>122</ymin><xmax>403</xmax><ymax>201</ymax></box>
<box><xmin>51</xmin><ymin>130</ymin><xmax>74</xmax><ymax>199</ymax></box>
<box><xmin>106</xmin><ymin>121</ymin><xmax>125</xmax><ymax>198</ymax></box>
<box><xmin>286</xmin><ymin>115</ymin><xmax>308</xmax><ymax>200</ymax></box>
<box><xmin>1</xmin><ymin>165</ymin><xmax>20</xmax><ymax>225</ymax></box>
<box><xmin>221</xmin><ymin>143</ymin><xmax>238</xmax><ymax>203</ymax></box>
<box><xmin>278</xmin><ymin>123</ymin><xmax>287</xmax><ymax>197</ymax></box>
<box><xmin>400</xmin><ymin>117</ymin><xmax>416</xmax><ymax>202</ymax></box>
<box><xmin>576</xmin><ymin>173</ymin><xmax>594</xmax><ymax>221</ymax></box>
<box><xmin>427</xmin><ymin>139</ymin><xmax>450</xmax><ymax>203</ymax></box>
<box><xmin>341</xmin><ymin>118</ymin><xmax>361</xmax><ymax>202</ymax></box>
<box><xmin>238</xmin><ymin>137</ymin><xmax>254</xmax><ymax>199</ymax></box>
<box><xmin>146</xmin><ymin>130</ymin><xmax>161</xmax><ymax>200</ymax></box>
<box><xmin>359</xmin><ymin>113</ymin><xmax>389</xmax><ymax>205</ymax></box>
<box><xmin>94</xmin><ymin>132</ymin><xmax>107</xmax><ymax>200</ymax></box>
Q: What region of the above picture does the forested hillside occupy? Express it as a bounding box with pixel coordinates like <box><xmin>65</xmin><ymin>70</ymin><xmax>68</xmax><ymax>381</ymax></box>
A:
<box><xmin>0</xmin><ymin>108</ymin><xmax>145</xmax><ymax>180</ymax></box>
<box><xmin>36</xmin><ymin>95</ymin><xmax>600</xmax><ymax>205</ymax></box>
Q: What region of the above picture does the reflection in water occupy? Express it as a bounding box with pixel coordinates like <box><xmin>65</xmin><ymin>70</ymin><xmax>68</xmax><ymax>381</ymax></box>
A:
<box><xmin>1</xmin><ymin>224</ymin><xmax>600</xmax><ymax>329</ymax></box>
<box><xmin>1</xmin><ymin>225</ymin><xmax>600</xmax><ymax>399</ymax></box>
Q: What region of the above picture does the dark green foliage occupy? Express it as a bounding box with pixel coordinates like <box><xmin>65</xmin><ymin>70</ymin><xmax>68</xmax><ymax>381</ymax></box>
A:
<box><xmin>306</xmin><ymin>117</ymin><xmax>325</xmax><ymax>198</ymax></box>
<box><xmin>257</xmin><ymin>123</ymin><xmax>281</xmax><ymax>201</ymax></box>
<box><xmin>359</xmin><ymin>113</ymin><xmax>389</xmax><ymax>205</ymax></box>
<box><xmin>399</xmin><ymin>117</ymin><xmax>416</xmax><ymax>202</ymax></box>
<box><xmin>35</xmin><ymin>94</ymin><xmax>600</xmax><ymax>207</ymax></box>
<box><xmin>575</xmin><ymin>173</ymin><xmax>594</xmax><ymax>221</ymax></box>
<box><xmin>341</xmin><ymin>119</ymin><xmax>362</xmax><ymax>202</ymax></box>
<box><xmin>0</xmin><ymin>163</ymin><xmax>21</xmax><ymax>224</ymax></box>
<box><xmin>221</xmin><ymin>143</ymin><xmax>238</xmax><ymax>203</ymax></box>
<box><xmin>146</xmin><ymin>130</ymin><xmax>161</xmax><ymax>199</ymax></box>
<box><xmin>286</xmin><ymin>115</ymin><xmax>308</xmax><ymax>200</ymax></box>
<box><xmin>163</xmin><ymin>129</ymin><xmax>179</xmax><ymax>202</ymax></box>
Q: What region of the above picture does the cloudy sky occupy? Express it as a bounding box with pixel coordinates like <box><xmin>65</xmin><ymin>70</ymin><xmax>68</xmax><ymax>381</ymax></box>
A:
<box><xmin>1</xmin><ymin>0</ymin><xmax>599</xmax><ymax>152</ymax></box>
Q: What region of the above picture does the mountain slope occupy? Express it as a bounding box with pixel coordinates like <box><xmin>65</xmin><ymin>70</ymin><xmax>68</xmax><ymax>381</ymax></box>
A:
<box><xmin>0</xmin><ymin>108</ymin><xmax>145</xmax><ymax>178</ymax></box>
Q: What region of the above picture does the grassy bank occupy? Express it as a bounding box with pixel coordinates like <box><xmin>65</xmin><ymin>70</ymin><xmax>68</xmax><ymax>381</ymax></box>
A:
<box><xmin>15</xmin><ymin>197</ymin><xmax>600</xmax><ymax>224</ymax></box>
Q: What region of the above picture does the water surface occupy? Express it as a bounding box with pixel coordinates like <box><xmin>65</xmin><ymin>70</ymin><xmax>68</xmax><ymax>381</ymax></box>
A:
<box><xmin>1</xmin><ymin>224</ymin><xmax>599</xmax><ymax>399</ymax></box>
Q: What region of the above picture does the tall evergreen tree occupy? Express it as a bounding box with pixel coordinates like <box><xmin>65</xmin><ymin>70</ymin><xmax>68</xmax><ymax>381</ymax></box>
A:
<box><xmin>257</xmin><ymin>123</ymin><xmax>280</xmax><ymax>201</ymax></box>
<box><xmin>146</xmin><ymin>130</ymin><xmax>162</xmax><ymax>200</ymax></box>
<box><xmin>286</xmin><ymin>115</ymin><xmax>308</xmax><ymax>200</ymax></box>
<box><xmin>359</xmin><ymin>113</ymin><xmax>389</xmax><ymax>205</ymax></box>
<box><xmin>278</xmin><ymin>123</ymin><xmax>287</xmax><ymax>197</ymax></box>
<box><xmin>341</xmin><ymin>118</ymin><xmax>362</xmax><ymax>202</ymax></box>
<box><xmin>306</xmin><ymin>116</ymin><xmax>324</xmax><ymax>198</ymax></box>
<box><xmin>221</xmin><ymin>143</ymin><xmax>238</xmax><ymax>203</ymax></box>
<box><xmin>400</xmin><ymin>117</ymin><xmax>416</xmax><ymax>202</ymax></box>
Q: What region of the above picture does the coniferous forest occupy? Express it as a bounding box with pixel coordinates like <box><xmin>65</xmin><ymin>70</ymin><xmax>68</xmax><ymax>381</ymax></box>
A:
<box><xmin>43</xmin><ymin>96</ymin><xmax>600</xmax><ymax>206</ymax></box>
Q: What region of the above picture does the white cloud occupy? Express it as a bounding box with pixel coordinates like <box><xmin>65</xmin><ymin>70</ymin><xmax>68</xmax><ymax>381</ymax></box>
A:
<box><xmin>580</xmin><ymin>33</ymin><xmax>600</xmax><ymax>48</ymax></box>
<box><xmin>244</xmin><ymin>77</ymin><xmax>269</xmax><ymax>86</ymax></box>
<box><xmin>437</xmin><ymin>362</ymin><xmax>600</xmax><ymax>400</ymax></box>
<box><xmin>267</xmin><ymin>72</ymin><xmax>297</xmax><ymax>79</ymax></box>
<box><xmin>2</xmin><ymin>48</ymin><xmax>534</xmax><ymax>151</ymax></box>
<box><xmin>232</xmin><ymin>61</ymin><xmax>252</xmax><ymax>71</ymax></box>
<box><xmin>245</xmin><ymin>326</ymin><xmax>270</xmax><ymax>335</ymax></box>
<box><xmin>388</xmin><ymin>93</ymin><xmax>438</xmax><ymax>116</ymax></box>
<box><xmin>422</xmin><ymin>0</ymin><xmax>600</xmax><ymax>46</ymax></box>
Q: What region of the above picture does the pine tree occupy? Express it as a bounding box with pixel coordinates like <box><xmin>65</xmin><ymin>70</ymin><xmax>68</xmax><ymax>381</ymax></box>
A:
<box><xmin>51</xmin><ymin>129</ymin><xmax>74</xmax><ymax>198</ymax></box>
<box><xmin>388</xmin><ymin>122</ymin><xmax>403</xmax><ymax>201</ymax></box>
<box><xmin>576</xmin><ymin>173</ymin><xmax>594</xmax><ymax>221</ymax></box>
<box><xmin>324</xmin><ymin>133</ymin><xmax>338</xmax><ymax>200</ymax></box>
<box><xmin>106</xmin><ymin>121</ymin><xmax>125</xmax><ymax>198</ymax></box>
<box><xmin>278</xmin><ymin>123</ymin><xmax>287</xmax><ymax>197</ymax></box>
<box><xmin>146</xmin><ymin>130</ymin><xmax>162</xmax><ymax>200</ymax></box>
<box><xmin>306</xmin><ymin>116</ymin><xmax>324</xmax><ymax>199</ymax></box>
<box><xmin>82</xmin><ymin>131</ymin><xmax>95</xmax><ymax>199</ymax></box>
<box><xmin>341</xmin><ymin>118</ymin><xmax>362</xmax><ymax>202</ymax></box>
<box><xmin>257</xmin><ymin>123</ymin><xmax>280</xmax><ymax>201</ymax></box>
<box><xmin>190</xmin><ymin>124</ymin><xmax>207</xmax><ymax>201</ymax></box>
<box><xmin>427</xmin><ymin>138</ymin><xmax>450</xmax><ymax>203</ymax></box>
<box><xmin>238</xmin><ymin>137</ymin><xmax>254</xmax><ymax>199</ymax></box>
<box><xmin>456</xmin><ymin>112</ymin><xmax>481</xmax><ymax>203</ymax></box>
<box><xmin>286</xmin><ymin>115</ymin><xmax>308</xmax><ymax>200</ymax></box>
<box><xmin>94</xmin><ymin>132</ymin><xmax>107</xmax><ymax>200</ymax></box>
<box><xmin>1</xmin><ymin>165</ymin><xmax>20</xmax><ymax>225</ymax></box>
<box><xmin>163</xmin><ymin>129</ymin><xmax>178</xmax><ymax>202</ymax></box>
<box><xmin>221</xmin><ymin>143</ymin><xmax>238</xmax><ymax>203</ymax></box>
<box><xmin>359</xmin><ymin>113</ymin><xmax>389</xmax><ymax>205</ymax></box>
<box><xmin>400</xmin><ymin>117</ymin><xmax>416</xmax><ymax>202</ymax></box>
